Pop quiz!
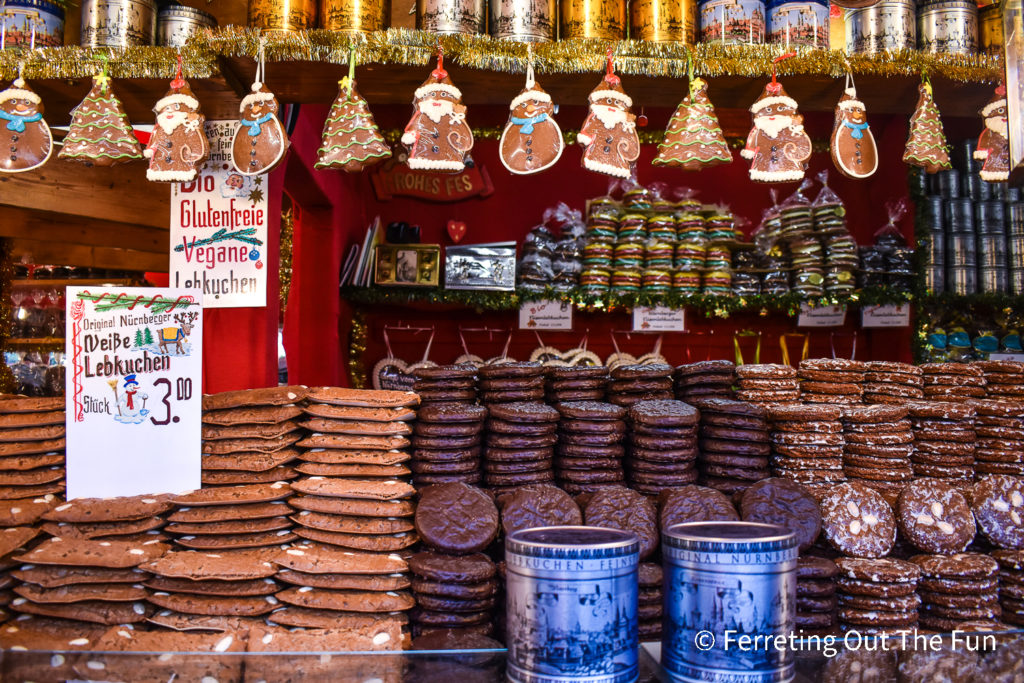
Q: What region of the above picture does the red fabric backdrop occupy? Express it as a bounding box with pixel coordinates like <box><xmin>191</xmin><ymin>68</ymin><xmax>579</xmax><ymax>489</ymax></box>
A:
<box><xmin>279</xmin><ymin>102</ymin><xmax>979</xmax><ymax>387</ymax></box>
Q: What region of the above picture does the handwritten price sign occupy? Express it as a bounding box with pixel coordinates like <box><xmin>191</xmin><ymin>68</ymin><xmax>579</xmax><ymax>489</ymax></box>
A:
<box><xmin>66</xmin><ymin>287</ymin><xmax>203</xmax><ymax>499</ymax></box>
<box><xmin>170</xmin><ymin>120</ymin><xmax>268</xmax><ymax>308</ymax></box>
<box><xmin>519</xmin><ymin>300</ymin><xmax>573</xmax><ymax>330</ymax></box>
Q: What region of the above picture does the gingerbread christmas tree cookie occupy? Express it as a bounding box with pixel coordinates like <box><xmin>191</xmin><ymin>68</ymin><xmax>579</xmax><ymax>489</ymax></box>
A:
<box><xmin>59</xmin><ymin>70</ymin><xmax>142</xmax><ymax>167</ymax></box>
<box><xmin>653</xmin><ymin>77</ymin><xmax>731</xmax><ymax>171</ymax></box>
<box><xmin>315</xmin><ymin>59</ymin><xmax>391</xmax><ymax>173</ymax></box>
<box><xmin>902</xmin><ymin>81</ymin><xmax>951</xmax><ymax>174</ymax></box>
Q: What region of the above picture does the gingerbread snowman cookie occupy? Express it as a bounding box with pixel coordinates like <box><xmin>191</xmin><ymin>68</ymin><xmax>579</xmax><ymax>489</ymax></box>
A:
<box><xmin>831</xmin><ymin>86</ymin><xmax>878</xmax><ymax>179</ymax></box>
<box><xmin>232</xmin><ymin>82</ymin><xmax>289</xmax><ymax>176</ymax></box>
<box><xmin>0</xmin><ymin>78</ymin><xmax>52</xmax><ymax>173</ymax></box>
<box><xmin>499</xmin><ymin>66</ymin><xmax>563</xmax><ymax>175</ymax></box>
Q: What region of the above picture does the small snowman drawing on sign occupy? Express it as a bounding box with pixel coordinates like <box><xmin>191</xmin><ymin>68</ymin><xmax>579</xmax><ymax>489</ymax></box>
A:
<box><xmin>111</xmin><ymin>375</ymin><xmax>149</xmax><ymax>424</ymax></box>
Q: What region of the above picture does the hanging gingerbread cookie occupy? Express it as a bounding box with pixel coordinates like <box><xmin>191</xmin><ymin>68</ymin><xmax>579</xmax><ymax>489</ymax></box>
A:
<box><xmin>830</xmin><ymin>84</ymin><xmax>878</xmax><ymax>179</ymax></box>
<box><xmin>741</xmin><ymin>74</ymin><xmax>812</xmax><ymax>183</ymax></box>
<box><xmin>499</xmin><ymin>62</ymin><xmax>563</xmax><ymax>175</ymax></box>
<box><xmin>145</xmin><ymin>57</ymin><xmax>210</xmax><ymax>183</ymax></box>
<box><xmin>232</xmin><ymin>43</ymin><xmax>288</xmax><ymax>177</ymax></box>
<box><xmin>316</xmin><ymin>49</ymin><xmax>391</xmax><ymax>173</ymax></box>
<box><xmin>401</xmin><ymin>48</ymin><xmax>473</xmax><ymax>172</ymax></box>
<box><xmin>0</xmin><ymin>76</ymin><xmax>52</xmax><ymax>173</ymax></box>
<box><xmin>578</xmin><ymin>50</ymin><xmax>640</xmax><ymax>179</ymax></box>
<box><xmin>653</xmin><ymin>76</ymin><xmax>732</xmax><ymax>171</ymax></box>
<box><xmin>59</xmin><ymin>67</ymin><xmax>143</xmax><ymax>167</ymax></box>
<box><xmin>975</xmin><ymin>85</ymin><xmax>1009</xmax><ymax>182</ymax></box>
<box><xmin>902</xmin><ymin>78</ymin><xmax>951</xmax><ymax>174</ymax></box>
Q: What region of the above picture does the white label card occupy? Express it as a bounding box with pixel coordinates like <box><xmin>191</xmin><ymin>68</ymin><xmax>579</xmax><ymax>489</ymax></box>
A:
<box><xmin>798</xmin><ymin>304</ymin><xmax>846</xmax><ymax>328</ymax></box>
<box><xmin>65</xmin><ymin>287</ymin><xmax>202</xmax><ymax>499</ymax></box>
<box><xmin>632</xmin><ymin>306</ymin><xmax>686</xmax><ymax>332</ymax></box>
<box><xmin>519</xmin><ymin>300</ymin><xmax>573</xmax><ymax>331</ymax></box>
<box><xmin>170</xmin><ymin>120</ymin><xmax>268</xmax><ymax>308</ymax></box>
<box><xmin>989</xmin><ymin>353</ymin><xmax>1024</xmax><ymax>362</ymax></box>
<box><xmin>861</xmin><ymin>304</ymin><xmax>911</xmax><ymax>328</ymax></box>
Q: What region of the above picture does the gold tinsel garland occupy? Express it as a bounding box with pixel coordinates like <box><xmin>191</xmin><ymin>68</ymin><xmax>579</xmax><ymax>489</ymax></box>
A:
<box><xmin>348</xmin><ymin>310</ymin><xmax>368</xmax><ymax>389</ymax></box>
<box><xmin>0</xmin><ymin>27</ymin><xmax>1002</xmax><ymax>83</ymax></box>
<box><xmin>279</xmin><ymin>208</ymin><xmax>294</xmax><ymax>314</ymax></box>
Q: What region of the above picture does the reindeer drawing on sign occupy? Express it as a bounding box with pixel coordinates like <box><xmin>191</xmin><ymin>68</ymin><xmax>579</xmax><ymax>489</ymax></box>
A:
<box><xmin>159</xmin><ymin>311</ymin><xmax>198</xmax><ymax>355</ymax></box>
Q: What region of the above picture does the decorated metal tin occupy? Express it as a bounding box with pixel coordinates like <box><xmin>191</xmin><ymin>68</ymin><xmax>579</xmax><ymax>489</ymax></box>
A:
<box><xmin>662</xmin><ymin>522</ymin><xmax>797</xmax><ymax>683</ymax></box>
<box><xmin>1009</xmin><ymin>202</ymin><xmax>1024</xmax><ymax>235</ymax></box>
<box><xmin>699</xmin><ymin>0</ymin><xmax>766</xmax><ymax>44</ymax></box>
<box><xmin>844</xmin><ymin>0</ymin><xmax>915</xmax><ymax>54</ymax></box>
<box><xmin>490</xmin><ymin>0</ymin><xmax>558</xmax><ymax>41</ymax></box>
<box><xmin>978</xmin><ymin>234</ymin><xmax>1008</xmax><ymax>268</ymax></box>
<box><xmin>1011</xmin><ymin>267</ymin><xmax>1024</xmax><ymax>295</ymax></box>
<box><xmin>631</xmin><ymin>0</ymin><xmax>697</xmax><ymax>42</ymax></box>
<box><xmin>980</xmin><ymin>3</ymin><xmax>1003</xmax><ymax>55</ymax></box>
<box><xmin>81</xmin><ymin>0</ymin><xmax>156</xmax><ymax>47</ymax></box>
<box><xmin>946</xmin><ymin>232</ymin><xmax>977</xmax><ymax>266</ymax></box>
<box><xmin>506</xmin><ymin>526</ymin><xmax>639</xmax><ymax>683</ymax></box>
<box><xmin>561</xmin><ymin>0</ymin><xmax>627</xmax><ymax>39</ymax></box>
<box><xmin>947</xmin><ymin>265</ymin><xmax>977</xmax><ymax>294</ymax></box>
<box><xmin>767</xmin><ymin>0</ymin><xmax>829</xmax><ymax>48</ymax></box>
<box><xmin>248</xmin><ymin>0</ymin><xmax>317</xmax><ymax>32</ymax></box>
<box><xmin>0</xmin><ymin>0</ymin><xmax>64</xmax><ymax>47</ymax></box>
<box><xmin>917</xmin><ymin>0</ymin><xmax>978</xmax><ymax>54</ymax></box>
<box><xmin>980</xmin><ymin>266</ymin><xmax>1009</xmax><ymax>293</ymax></box>
<box><xmin>321</xmin><ymin>0</ymin><xmax>389</xmax><ymax>32</ymax></box>
<box><xmin>925</xmin><ymin>265</ymin><xmax>946</xmax><ymax>293</ymax></box>
<box><xmin>417</xmin><ymin>0</ymin><xmax>486</xmax><ymax>34</ymax></box>
<box><xmin>156</xmin><ymin>4</ymin><xmax>217</xmax><ymax>47</ymax></box>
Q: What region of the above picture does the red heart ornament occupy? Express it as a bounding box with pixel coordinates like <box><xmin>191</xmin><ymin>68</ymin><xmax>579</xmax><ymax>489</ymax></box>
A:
<box><xmin>447</xmin><ymin>220</ymin><xmax>467</xmax><ymax>243</ymax></box>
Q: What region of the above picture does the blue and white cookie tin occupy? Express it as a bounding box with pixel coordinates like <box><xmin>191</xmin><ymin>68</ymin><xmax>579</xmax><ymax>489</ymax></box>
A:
<box><xmin>698</xmin><ymin>0</ymin><xmax>766</xmax><ymax>44</ymax></box>
<box><xmin>662</xmin><ymin>521</ymin><xmax>798</xmax><ymax>683</ymax></box>
<box><xmin>506</xmin><ymin>526</ymin><xmax>640</xmax><ymax>683</ymax></box>
<box><xmin>767</xmin><ymin>0</ymin><xmax>829</xmax><ymax>48</ymax></box>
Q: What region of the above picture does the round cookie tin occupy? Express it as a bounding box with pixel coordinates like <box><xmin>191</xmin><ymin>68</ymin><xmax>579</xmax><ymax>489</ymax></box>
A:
<box><xmin>561</xmin><ymin>0</ymin><xmax>627</xmax><ymax>39</ymax></box>
<box><xmin>490</xmin><ymin>0</ymin><xmax>558</xmax><ymax>41</ymax></box>
<box><xmin>844</xmin><ymin>0</ymin><xmax>916</xmax><ymax>54</ymax></box>
<box><xmin>917</xmin><ymin>0</ymin><xmax>978</xmax><ymax>54</ymax></box>
<box><xmin>0</xmin><ymin>0</ymin><xmax>65</xmax><ymax>47</ymax></box>
<box><xmin>156</xmin><ymin>4</ymin><xmax>217</xmax><ymax>47</ymax></box>
<box><xmin>80</xmin><ymin>0</ymin><xmax>156</xmax><ymax>47</ymax></box>
<box><xmin>980</xmin><ymin>3</ymin><xmax>1003</xmax><ymax>55</ymax></box>
<box><xmin>506</xmin><ymin>526</ymin><xmax>639</xmax><ymax>683</ymax></box>
<box><xmin>662</xmin><ymin>521</ymin><xmax>797</xmax><ymax>683</ymax></box>
<box><xmin>630</xmin><ymin>0</ymin><xmax>698</xmax><ymax>42</ymax></box>
<box><xmin>417</xmin><ymin>0</ymin><xmax>486</xmax><ymax>34</ymax></box>
<box><xmin>699</xmin><ymin>0</ymin><xmax>766</xmax><ymax>44</ymax></box>
<box><xmin>248</xmin><ymin>0</ymin><xmax>317</xmax><ymax>32</ymax></box>
<box><xmin>766</xmin><ymin>0</ymin><xmax>829</xmax><ymax>48</ymax></box>
<box><xmin>321</xmin><ymin>0</ymin><xmax>389</xmax><ymax>33</ymax></box>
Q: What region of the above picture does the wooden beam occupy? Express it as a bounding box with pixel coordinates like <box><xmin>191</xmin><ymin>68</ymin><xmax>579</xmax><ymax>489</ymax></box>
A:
<box><xmin>0</xmin><ymin>207</ymin><xmax>168</xmax><ymax>254</ymax></box>
<box><xmin>9</xmin><ymin>238</ymin><xmax>168</xmax><ymax>272</ymax></box>
<box><xmin>0</xmin><ymin>159</ymin><xmax>169</xmax><ymax>231</ymax></box>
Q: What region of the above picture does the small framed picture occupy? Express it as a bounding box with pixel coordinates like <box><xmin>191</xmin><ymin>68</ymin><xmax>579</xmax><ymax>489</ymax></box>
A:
<box><xmin>445</xmin><ymin>242</ymin><xmax>517</xmax><ymax>291</ymax></box>
<box><xmin>374</xmin><ymin>244</ymin><xmax>440</xmax><ymax>287</ymax></box>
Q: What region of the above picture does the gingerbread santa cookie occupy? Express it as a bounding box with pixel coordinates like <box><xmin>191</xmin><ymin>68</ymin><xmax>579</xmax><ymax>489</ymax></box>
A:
<box><xmin>145</xmin><ymin>67</ymin><xmax>209</xmax><ymax>183</ymax></box>
<box><xmin>741</xmin><ymin>77</ymin><xmax>811</xmax><ymax>183</ymax></box>
<box><xmin>975</xmin><ymin>85</ymin><xmax>1009</xmax><ymax>182</ymax></box>
<box><xmin>830</xmin><ymin>86</ymin><xmax>878</xmax><ymax>179</ymax></box>
<box><xmin>232</xmin><ymin>82</ymin><xmax>289</xmax><ymax>176</ymax></box>
<box><xmin>401</xmin><ymin>51</ymin><xmax>473</xmax><ymax>172</ymax></box>
<box><xmin>578</xmin><ymin>56</ymin><xmax>640</xmax><ymax>179</ymax></box>
<box><xmin>499</xmin><ymin>65</ymin><xmax>563</xmax><ymax>175</ymax></box>
<box><xmin>0</xmin><ymin>78</ymin><xmax>52</xmax><ymax>173</ymax></box>
<box><xmin>653</xmin><ymin>77</ymin><xmax>731</xmax><ymax>171</ymax></box>
<box><xmin>59</xmin><ymin>71</ymin><xmax>143</xmax><ymax>167</ymax></box>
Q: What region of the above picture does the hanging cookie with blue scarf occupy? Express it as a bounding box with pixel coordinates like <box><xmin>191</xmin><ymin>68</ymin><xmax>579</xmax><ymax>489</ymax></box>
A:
<box><xmin>830</xmin><ymin>82</ymin><xmax>877</xmax><ymax>179</ymax></box>
<box><xmin>499</xmin><ymin>60</ymin><xmax>563</xmax><ymax>175</ymax></box>
<box><xmin>231</xmin><ymin>80</ymin><xmax>288</xmax><ymax>176</ymax></box>
<box><xmin>0</xmin><ymin>76</ymin><xmax>52</xmax><ymax>173</ymax></box>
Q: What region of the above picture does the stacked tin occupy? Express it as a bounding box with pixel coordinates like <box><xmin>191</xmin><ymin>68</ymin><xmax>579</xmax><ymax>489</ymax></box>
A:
<box><xmin>917</xmin><ymin>0</ymin><xmax>978</xmax><ymax>54</ymax></box>
<box><xmin>766</xmin><ymin>0</ymin><xmax>829</xmax><ymax>47</ymax></box>
<box><xmin>920</xmin><ymin>195</ymin><xmax>945</xmax><ymax>293</ymax></box>
<box><xmin>1011</xmin><ymin>203</ymin><xmax>1024</xmax><ymax>294</ymax></box>
<box><xmin>977</xmin><ymin>199</ymin><xmax>1009</xmax><ymax>293</ymax></box>
<box><xmin>845</xmin><ymin>0</ymin><xmax>916</xmax><ymax>54</ymax></box>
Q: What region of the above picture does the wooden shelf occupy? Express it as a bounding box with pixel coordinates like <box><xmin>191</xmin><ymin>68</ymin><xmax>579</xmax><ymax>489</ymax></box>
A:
<box><xmin>6</xmin><ymin>338</ymin><xmax>64</xmax><ymax>348</ymax></box>
<box><xmin>12</xmin><ymin>279</ymin><xmax>139</xmax><ymax>288</ymax></box>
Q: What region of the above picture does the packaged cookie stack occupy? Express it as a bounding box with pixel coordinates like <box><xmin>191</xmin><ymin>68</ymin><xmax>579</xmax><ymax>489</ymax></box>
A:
<box><xmin>921</xmin><ymin>362</ymin><xmax>987</xmax><ymax>402</ymax></box>
<box><xmin>912</xmin><ymin>553</ymin><xmax>1001</xmax><ymax>631</ymax></box>
<box><xmin>201</xmin><ymin>387</ymin><xmax>308</xmax><ymax>489</ymax></box>
<box><xmin>691</xmin><ymin>398</ymin><xmax>770</xmax><ymax>495</ymax></box>
<box><xmin>768</xmin><ymin>405</ymin><xmax>846</xmax><ymax>491</ymax></box>
<box><xmin>141</xmin><ymin>547</ymin><xmax>281</xmax><ymax>630</ymax></box>
<box><xmin>411</xmin><ymin>483</ymin><xmax>500</xmax><ymax>637</ymax></box>
<box><xmin>795</xmin><ymin>556</ymin><xmax>839</xmax><ymax>633</ymax></box>
<box><xmin>553</xmin><ymin>401</ymin><xmax>627</xmax><ymax>494</ymax></box>
<box><xmin>797</xmin><ymin>358</ymin><xmax>865</xmax><ymax>405</ymax></box>
<box><xmin>9</xmin><ymin>536</ymin><xmax>168</xmax><ymax>625</ymax></box>
<box><xmin>840</xmin><ymin>405</ymin><xmax>913</xmax><ymax>505</ymax></box>
<box><xmin>976</xmin><ymin>359</ymin><xmax>1024</xmax><ymax>400</ymax></box>
<box><xmin>0</xmin><ymin>397</ymin><xmax>66</xmax><ymax>502</ymax></box>
<box><xmin>607</xmin><ymin>364</ymin><xmax>673</xmax><ymax>407</ymax></box>
<box><xmin>484</xmin><ymin>402</ymin><xmax>558</xmax><ymax>493</ymax></box>
<box><xmin>907</xmin><ymin>402</ymin><xmax>977</xmax><ymax>486</ymax></box>
<box><xmin>625</xmin><ymin>400</ymin><xmax>699</xmax><ymax>496</ymax></box>
<box><xmin>862</xmin><ymin>361</ymin><xmax>924</xmax><ymax>404</ymax></box>
<box><xmin>673</xmin><ymin>360</ymin><xmax>735</xmax><ymax>402</ymax></box>
<box><xmin>544</xmin><ymin>365</ymin><xmax>608</xmax><ymax>403</ymax></box>
<box><xmin>970</xmin><ymin>475</ymin><xmax>1024</xmax><ymax>625</ymax></box>
<box><xmin>167</xmin><ymin>482</ymin><xmax>296</xmax><ymax>552</ymax></box>
<box><xmin>269</xmin><ymin>544</ymin><xmax>412</xmax><ymax>634</ymax></box>
<box><xmin>40</xmin><ymin>495</ymin><xmax>172</xmax><ymax>547</ymax></box>
<box><xmin>413</xmin><ymin>365</ymin><xmax>478</xmax><ymax>405</ymax></box>
<box><xmin>833</xmin><ymin>557</ymin><xmax>921</xmax><ymax>634</ymax></box>
<box><xmin>478</xmin><ymin>362</ymin><xmax>545</xmax><ymax>404</ymax></box>
<box><xmin>734</xmin><ymin>364</ymin><xmax>800</xmax><ymax>404</ymax></box>
<box><xmin>411</xmin><ymin>402</ymin><xmax>486</xmax><ymax>488</ymax></box>
<box><xmin>969</xmin><ymin>399</ymin><xmax>1024</xmax><ymax>477</ymax></box>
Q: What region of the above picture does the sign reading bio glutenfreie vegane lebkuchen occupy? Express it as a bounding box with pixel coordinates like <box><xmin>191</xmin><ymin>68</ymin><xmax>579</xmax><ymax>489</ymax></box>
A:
<box><xmin>65</xmin><ymin>287</ymin><xmax>202</xmax><ymax>499</ymax></box>
<box><xmin>169</xmin><ymin>121</ymin><xmax>268</xmax><ymax>308</ymax></box>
